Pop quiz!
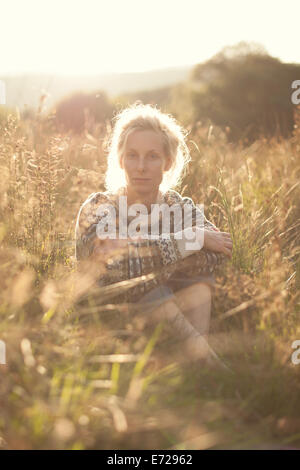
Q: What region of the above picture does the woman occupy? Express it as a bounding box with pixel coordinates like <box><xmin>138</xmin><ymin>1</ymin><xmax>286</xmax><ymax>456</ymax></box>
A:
<box><xmin>75</xmin><ymin>103</ymin><xmax>233</xmax><ymax>369</ymax></box>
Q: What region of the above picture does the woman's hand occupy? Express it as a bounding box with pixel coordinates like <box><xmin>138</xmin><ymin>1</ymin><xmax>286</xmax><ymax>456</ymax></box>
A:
<box><xmin>92</xmin><ymin>232</ymin><xmax>150</xmax><ymax>259</ymax></box>
<box><xmin>92</xmin><ymin>237</ymin><xmax>128</xmax><ymax>257</ymax></box>
<box><xmin>202</xmin><ymin>228</ymin><xmax>233</xmax><ymax>258</ymax></box>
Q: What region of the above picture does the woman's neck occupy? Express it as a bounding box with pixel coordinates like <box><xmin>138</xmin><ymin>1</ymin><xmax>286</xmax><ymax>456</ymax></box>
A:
<box><xmin>123</xmin><ymin>186</ymin><xmax>160</xmax><ymax>213</ymax></box>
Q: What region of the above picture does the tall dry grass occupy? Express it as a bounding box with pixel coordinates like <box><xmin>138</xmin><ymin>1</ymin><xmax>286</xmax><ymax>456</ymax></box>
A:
<box><xmin>0</xmin><ymin>103</ymin><xmax>299</xmax><ymax>449</ymax></box>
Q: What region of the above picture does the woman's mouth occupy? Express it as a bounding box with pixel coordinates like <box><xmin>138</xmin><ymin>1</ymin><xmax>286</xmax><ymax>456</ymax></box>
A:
<box><xmin>133</xmin><ymin>178</ymin><xmax>150</xmax><ymax>182</ymax></box>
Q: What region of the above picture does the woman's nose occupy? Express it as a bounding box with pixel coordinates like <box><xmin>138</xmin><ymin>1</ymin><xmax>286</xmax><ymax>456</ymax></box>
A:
<box><xmin>137</xmin><ymin>157</ymin><xmax>146</xmax><ymax>172</ymax></box>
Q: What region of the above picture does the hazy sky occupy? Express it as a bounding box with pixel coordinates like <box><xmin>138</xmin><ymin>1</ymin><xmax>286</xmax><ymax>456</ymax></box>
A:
<box><xmin>1</xmin><ymin>0</ymin><xmax>299</xmax><ymax>76</ymax></box>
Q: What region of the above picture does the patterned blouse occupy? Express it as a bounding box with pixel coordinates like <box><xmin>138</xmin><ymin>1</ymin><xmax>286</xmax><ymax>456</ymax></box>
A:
<box><xmin>75</xmin><ymin>187</ymin><xmax>226</xmax><ymax>304</ymax></box>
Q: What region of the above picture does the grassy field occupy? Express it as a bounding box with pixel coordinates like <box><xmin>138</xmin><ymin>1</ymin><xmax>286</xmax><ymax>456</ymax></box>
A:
<box><xmin>0</xmin><ymin>107</ymin><xmax>299</xmax><ymax>450</ymax></box>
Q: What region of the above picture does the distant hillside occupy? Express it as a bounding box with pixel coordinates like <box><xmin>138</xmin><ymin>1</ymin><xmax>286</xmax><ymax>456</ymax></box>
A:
<box><xmin>1</xmin><ymin>65</ymin><xmax>192</xmax><ymax>112</ymax></box>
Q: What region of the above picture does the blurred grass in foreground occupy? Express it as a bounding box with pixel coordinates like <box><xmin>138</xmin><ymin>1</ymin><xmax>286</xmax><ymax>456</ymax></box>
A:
<box><xmin>0</xmin><ymin>106</ymin><xmax>299</xmax><ymax>449</ymax></box>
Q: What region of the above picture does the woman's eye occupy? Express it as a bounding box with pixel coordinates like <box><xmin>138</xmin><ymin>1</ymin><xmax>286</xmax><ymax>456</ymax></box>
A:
<box><xmin>126</xmin><ymin>153</ymin><xmax>159</xmax><ymax>160</ymax></box>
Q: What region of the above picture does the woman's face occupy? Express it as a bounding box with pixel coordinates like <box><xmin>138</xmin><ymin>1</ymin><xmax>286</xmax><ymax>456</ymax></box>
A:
<box><xmin>120</xmin><ymin>129</ymin><xmax>171</xmax><ymax>195</ymax></box>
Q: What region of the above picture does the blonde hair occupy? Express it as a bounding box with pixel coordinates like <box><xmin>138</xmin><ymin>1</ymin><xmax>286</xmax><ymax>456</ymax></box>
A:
<box><xmin>104</xmin><ymin>102</ymin><xmax>191</xmax><ymax>193</ymax></box>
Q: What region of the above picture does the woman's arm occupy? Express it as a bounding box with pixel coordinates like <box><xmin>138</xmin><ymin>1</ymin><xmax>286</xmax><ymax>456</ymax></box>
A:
<box><xmin>172</xmin><ymin>195</ymin><xmax>231</xmax><ymax>265</ymax></box>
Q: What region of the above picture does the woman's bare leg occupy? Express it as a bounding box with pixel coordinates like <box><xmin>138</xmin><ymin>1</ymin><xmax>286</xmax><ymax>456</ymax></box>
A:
<box><xmin>174</xmin><ymin>282</ymin><xmax>212</xmax><ymax>338</ymax></box>
<box><xmin>173</xmin><ymin>282</ymin><xmax>233</xmax><ymax>372</ymax></box>
<box><xmin>138</xmin><ymin>285</ymin><xmax>233</xmax><ymax>372</ymax></box>
<box><xmin>144</xmin><ymin>297</ymin><xmax>214</xmax><ymax>362</ymax></box>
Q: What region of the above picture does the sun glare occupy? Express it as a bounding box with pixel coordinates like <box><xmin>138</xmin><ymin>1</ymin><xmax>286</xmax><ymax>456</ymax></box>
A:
<box><xmin>0</xmin><ymin>0</ymin><xmax>299</xmax><ymax>76</ymax></box>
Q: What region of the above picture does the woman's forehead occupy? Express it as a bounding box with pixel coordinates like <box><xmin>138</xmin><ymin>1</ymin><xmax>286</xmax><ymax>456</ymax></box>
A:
<box><xmin>125</xmin><ymin>129</ymin><xmax>165</xmax><ymax>151</ymax></box>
